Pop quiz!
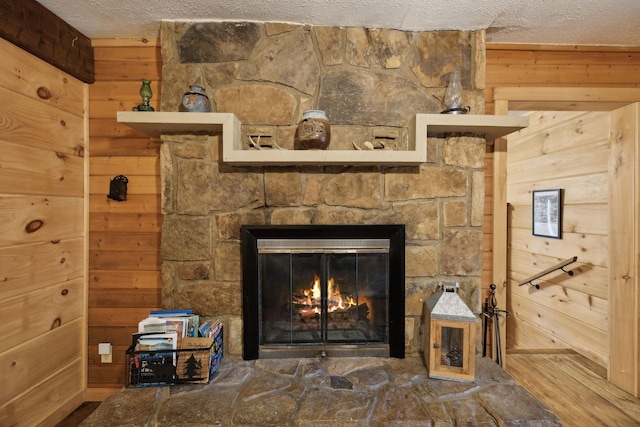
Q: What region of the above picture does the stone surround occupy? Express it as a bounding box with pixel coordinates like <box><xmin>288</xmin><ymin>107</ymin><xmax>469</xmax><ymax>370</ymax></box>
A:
<box><xmin>80</xmin><ymin>356</ymin><xmax>560</xmax><ymax>426</ymax></box>
<box><xmin>159</xmin><ymin>21</ymin><xmax>487</xmax><ymax>358</ymax></box>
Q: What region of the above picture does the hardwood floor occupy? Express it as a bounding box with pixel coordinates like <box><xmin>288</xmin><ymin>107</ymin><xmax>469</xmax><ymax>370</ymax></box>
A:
<box><xmin>54</xmin><ymin>402</ymin><xmax>101</xmax><ymax>427</ymax></box>
<box><xmin>506</xmin><ymin>350</ymin><xmax>640</xmax><ymax>426</ymax></box>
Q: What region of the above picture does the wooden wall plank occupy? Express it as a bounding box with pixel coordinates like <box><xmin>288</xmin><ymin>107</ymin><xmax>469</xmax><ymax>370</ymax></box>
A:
<box><xmin>89</xmin><ymin>194</ymin><xmax>160</xmax><ymax>214</ymax></box>
<box><xmin>0</xmin><ymin>140</ymin><xmax>84</xmax><ymax>197</ymax></box>
<box><xmin>89</xmin><ymin>288</ymin><xmax>161</xmax><ymax>308</ymax></box>
<box><xmin>0</xmin><ymin>360</ymin><xmax>84</xmax><ymax>427</ymax></box>
<box><xmin>88</xmin><ymin>307</ymin><xmax>156</xmax><ymax>327</ymax></box>
<box><xmin>90</xmin><ymin>117</ymin><xmax>156</xmax><ymax>138</ymax></box>
<box><xmin>0</xmin><ymin>196</ymin><xmax>84</xmax><ymax>246</ymax></box>
<box><xmin>510</xmin><ymin>293</ymin><xmax>607</xmax><ymax>366</ymax></box>
<box><xmin>0</xmin><ymin>238</ymin><xmax>84</xmax><ymax>300</ymax></box>
<box><xmin>93</xmin><ymin>46</ymin><xmax>162</xmax><ymax>63</ymax></box>
<box><xmin>93</xmin><ymin>61</ymin><xmax>161</xmax><ymax>82</ymax></box>
<box><xmin>507</xmin><ymin>138</ymin><xmax>609</xmax><ymax>185</ymax></box>
<box><xmin>90</xmin><ymin>136</ymin><xmax>161</xmax><ymax>157</ymax></box>
<box><xmin>89</xmin><ymin>213</ymin><xmax>162</xmax><ymax>232</ymax></box>
<box><xmin>90</xmin><ymin>156</ymin><xmax>160</xmax><ymax>175</ymax></box>
<box><xmin>0</xmin><ymin>38</ymin><xmax>85</xmax><ymax>116</ymax></box>
<box><xmin>487</xmin><ymin>64</ymin><xmax>640</xmax><ymax>85</ymax></box>
<box><xmin>0</xmin><ymin>319</ymin><xmax>83</xmax><ymax>406</ymax></box>
<box><xmin>506</xmin><ymin>112</ymin><xmax>609</xmax><ymax>164</ymax></box>
<box><xmin>509</xmin><ymin>275</ymin><xmax>607</xmax><ymax>332</ymax></box>
<box><xmin>89</xmin><ymin>249</ymin><xmax>160</xmax><ymax>271</ymax></box>
<box><xmin>88</xmin><ymin>326</ymin><xmax>141</xmax><ymax>346</ymax></box>
<box><xmin>90</xmin><ymin>80</ymin><xmax>161</xmax><ymax>101</ymax></box>
<box><xmin>89</xmin><ymin>231</ymin><xmax>160</xmax><ymax>251</ymax></box>
<box><xmin>88</xmin><ymin>364</ymin><xmax>128</xmax><ymax>388</ymax></box>
<box><xmin>506</xmin><ymin>314</ymin><xmax>571</xmax><ymax>351</ymax></box>
<box><xmin>92</xmin><ymin>39</ymin><xmax>161</xmax><ymax>48</ymax></box>
<box><xmin>0</xmin><ymin>278</ymin><xmax>83</xmax><ymax>353</ymax></box>
<box><xmin>509</xmin><ymin>250</ymin><xmax>608</xmax><ymax>300</ymax></box>
<box><xmin>0</xmin><ymin>86</ymin><xmax>84</xmax><ymax>154</ymax></box>
<box><xmin>510</xmin><ymin>203</ymin><xmax>608</xmax><ymax>237</ymax></box>
<box><xmin>507</xmin><ymin>173</ymin><xmax>609</xmax><ymax>206</ymax></box>
<box><xmin>510</xmin><ymin>227</ymin><xmax>608</xmax><ymax>267</ymax></box>
<box><xmin>487</xmin><ymin>50</ymin><xmax>640</xmax><ymax>66</ymax></box>
<box><xmin>89</xmin><ymin>270</ymin><xmax>161</xmax><ymax>289</ymax></box>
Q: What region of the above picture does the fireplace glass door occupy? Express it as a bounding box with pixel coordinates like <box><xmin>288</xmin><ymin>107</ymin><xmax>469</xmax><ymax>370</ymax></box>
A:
<box><xmin>258</xmin><ymin>239</ymin><xmax>389</xmax><ymax>352</ymax></box>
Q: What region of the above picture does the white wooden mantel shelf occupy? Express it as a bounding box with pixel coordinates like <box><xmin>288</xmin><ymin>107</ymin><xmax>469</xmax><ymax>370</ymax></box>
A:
<box><xmin>117</xmin><ymin>111</ymin><xmax>528</xmax><ymax>166</ymax></box>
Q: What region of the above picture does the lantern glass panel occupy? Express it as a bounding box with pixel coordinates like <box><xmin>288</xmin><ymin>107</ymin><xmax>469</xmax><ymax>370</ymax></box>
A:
<box><xmin>440</xmin><ymin>326</ymin><xmax>464</xmax><ymax>368</ymax></box>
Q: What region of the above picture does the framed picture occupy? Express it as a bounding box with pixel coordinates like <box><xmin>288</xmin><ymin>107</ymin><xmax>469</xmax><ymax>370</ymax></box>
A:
<box><xmin>532</xmin><ymin>189</ymin><xmax>562</xmax><ymax>239</ymax></box>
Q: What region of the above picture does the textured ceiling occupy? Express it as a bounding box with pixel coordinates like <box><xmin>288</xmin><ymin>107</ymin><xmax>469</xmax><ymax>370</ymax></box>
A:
<box><xmin>37</xmin><ymin>0</ymin><xmax>640</xmax><ymax>45</ymax></box>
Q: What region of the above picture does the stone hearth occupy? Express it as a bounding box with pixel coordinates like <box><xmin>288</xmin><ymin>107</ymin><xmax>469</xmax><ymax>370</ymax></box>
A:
<box><xmin>80</xmin><ymin>356</ymin><xmax>560</xmax><ymax>426</ymax></box>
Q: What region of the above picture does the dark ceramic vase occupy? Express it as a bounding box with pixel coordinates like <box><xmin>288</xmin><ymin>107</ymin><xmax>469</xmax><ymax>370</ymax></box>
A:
<box><xmin>294</xmin><ymin>110</ymin><xmax>331</xmax><ymax>150</ymax></box>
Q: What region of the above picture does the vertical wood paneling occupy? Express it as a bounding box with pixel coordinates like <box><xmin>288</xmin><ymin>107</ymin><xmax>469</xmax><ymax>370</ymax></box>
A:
<box><xmin>608</xmin><ymin>103</ymin><xmax>640</xmax><ymax>395</ymax></box>
<box><xmin>0</xmin><ymin>37</ymin><xmax>86</xmax><ymax>425</ymax></box>
<box><xmin>87</xmin><ymin>39</ymin><xmax>162</xmax><ymax>392</ymax></box>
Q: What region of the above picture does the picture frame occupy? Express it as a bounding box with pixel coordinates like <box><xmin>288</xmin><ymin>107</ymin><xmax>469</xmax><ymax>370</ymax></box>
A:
<box><xmin>532</xmin><ymin>189</ymin><xmax>562</xmax><ymax>239</ymax></box>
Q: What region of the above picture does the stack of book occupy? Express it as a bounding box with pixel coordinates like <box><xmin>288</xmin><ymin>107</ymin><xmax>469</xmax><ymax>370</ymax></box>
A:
<box><xmin>136</xmin><ymin>309</ymin><xmax>199</xmax><ymax>346</ymax></box>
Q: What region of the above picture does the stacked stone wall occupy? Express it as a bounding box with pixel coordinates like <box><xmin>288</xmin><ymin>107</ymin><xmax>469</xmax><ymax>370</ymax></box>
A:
<box><xmin>159</xmin><ymin>21</ymin><xmax>486</xmax><ymax>357</ymax></box>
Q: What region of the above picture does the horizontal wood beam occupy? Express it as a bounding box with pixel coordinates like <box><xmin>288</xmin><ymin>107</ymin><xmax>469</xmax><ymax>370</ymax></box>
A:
<box><xmin>493</xmin><ymin>87</ymin><xmax>640</xmax><ymax>111</ymax></box>
<box><xmin>486</xmin><ymin>43</ymin><xmax>640</xmax><ymax>53</ymax></box>
<box><xmin>0</xmin><ymin>0</ymin><xmax>94</xmax><ymax>83</ymax></box>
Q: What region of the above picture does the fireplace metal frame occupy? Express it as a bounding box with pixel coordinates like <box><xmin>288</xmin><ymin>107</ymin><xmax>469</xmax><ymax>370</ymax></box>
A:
<box><xmin>241</xmin><ymin>224</ymin><xmax>405</xmax><ymax>360</ymax></box>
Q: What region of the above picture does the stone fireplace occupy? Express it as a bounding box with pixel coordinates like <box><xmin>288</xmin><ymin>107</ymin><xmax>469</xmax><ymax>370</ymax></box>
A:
<box><xmin>159</xmin><ymin>21</ymin><xmax>486</xmax><ymax>358</ymax></box>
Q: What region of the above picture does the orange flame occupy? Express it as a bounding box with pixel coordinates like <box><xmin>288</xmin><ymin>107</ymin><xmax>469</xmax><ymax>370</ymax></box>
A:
<box><xmin>297</xmin><ymin>274</ymin><xmax>357</xmax><ymax>315</ymax></box>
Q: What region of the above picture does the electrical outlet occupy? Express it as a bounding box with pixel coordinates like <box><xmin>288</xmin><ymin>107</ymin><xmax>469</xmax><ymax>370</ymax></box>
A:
<box><xmin>98</xmin><ymin>342</ymin><xmax>112</xmax><ymax>363</ymax></box>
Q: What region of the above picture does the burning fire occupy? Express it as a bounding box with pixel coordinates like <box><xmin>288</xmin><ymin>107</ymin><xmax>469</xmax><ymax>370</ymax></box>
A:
<box><xmin>296</xmin><ymin>274</ymin><xmax>357</xmax><ymax>315</ymax></box>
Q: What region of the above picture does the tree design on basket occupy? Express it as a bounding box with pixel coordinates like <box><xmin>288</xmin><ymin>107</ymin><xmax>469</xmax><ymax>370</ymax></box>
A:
<box><xmin>182</xmin><ymin>353</ymin><xmax>204</xmax><ymax>380</ymax></box>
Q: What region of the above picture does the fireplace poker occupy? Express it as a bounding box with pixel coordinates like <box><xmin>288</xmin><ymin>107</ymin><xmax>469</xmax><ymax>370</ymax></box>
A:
<box><xmin>482</xmin><ymin>297</ymin><xmax>489</xmax><ymax>357</ymax></box>
<box><xmin>489</xmin><ymin>283</ymin><xmax>509</xmax><ymax>367</ymax></box>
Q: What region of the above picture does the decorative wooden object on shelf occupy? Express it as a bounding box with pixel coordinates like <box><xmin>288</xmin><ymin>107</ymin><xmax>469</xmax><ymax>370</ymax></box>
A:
<box><xmin>117</xmin><ymin>112</ymin><xmax>528</xmax><ymax>166</ymax></box>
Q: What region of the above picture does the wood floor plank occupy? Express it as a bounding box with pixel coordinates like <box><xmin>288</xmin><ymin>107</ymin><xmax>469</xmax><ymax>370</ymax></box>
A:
<box><xmin>537</xmin><ymin>354</ymin><xmax>636</xmax><ymax>426</ymax></box>
<box><xmin>550</xmin><ymin>353</ymin><xmax>640</xmax><ymax>423</ymax></box>
<box><xmin>55</xmin><ymin>401</ymin><xmax>101</xmax><ymax>427</ymax></box>
<box><xmin>506</xmin><ymin>353</ymin><xmax>600</xmax><ymax>426</ymax></box>
<box><xmin>506</xmin><ymin>352</ymin><xmax>640</xmax><ymax>427</ymax></box>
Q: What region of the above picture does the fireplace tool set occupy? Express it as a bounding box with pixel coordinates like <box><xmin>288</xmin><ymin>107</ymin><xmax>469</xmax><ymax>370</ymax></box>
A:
<box><xmin>482</xmin><ymin>283</ymin><xmax>509</xmax><ymax>366</ymax></box>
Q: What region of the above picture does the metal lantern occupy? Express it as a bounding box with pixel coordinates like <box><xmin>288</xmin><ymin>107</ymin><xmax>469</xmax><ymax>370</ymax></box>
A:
<box><xmin>424</xmin><ymin>282</ymin><xmax>476</xmax><ymax>382</ymax></box>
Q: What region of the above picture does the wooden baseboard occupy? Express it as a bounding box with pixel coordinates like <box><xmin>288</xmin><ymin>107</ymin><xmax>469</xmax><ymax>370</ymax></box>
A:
<box><xmin>84</xmin><ymin>387</ymin><xmax>122</xmax><ymax>402</ymax></box>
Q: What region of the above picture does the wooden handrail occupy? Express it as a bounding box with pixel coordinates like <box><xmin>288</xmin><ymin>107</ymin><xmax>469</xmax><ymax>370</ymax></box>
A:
<box><xmin>518</xmin><ymin>256</ymin><xmax>578</xmax><ymax>289</ymax></box>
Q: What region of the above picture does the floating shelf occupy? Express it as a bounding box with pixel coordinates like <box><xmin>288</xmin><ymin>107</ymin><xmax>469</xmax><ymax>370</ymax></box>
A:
<box><xmin>117</xmin><ymin>112</ymin><xmax>528</xmax><ymax>166</ymax></box>
<box><xmin>417</xmin><ymin>114</ymin><xmax>529</xmax><ymax>141</ymax></box>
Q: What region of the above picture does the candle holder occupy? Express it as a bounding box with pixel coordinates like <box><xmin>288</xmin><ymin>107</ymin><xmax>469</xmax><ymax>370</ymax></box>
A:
<box><xmin>132</xmin><ymin>79</ymin><xmax>155</xmax><ymax>111</ymax></box>
<box><xmin>441</xmin><ymin>71</ymin><xmax>470</xmax><ymax>114</ymax></box>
